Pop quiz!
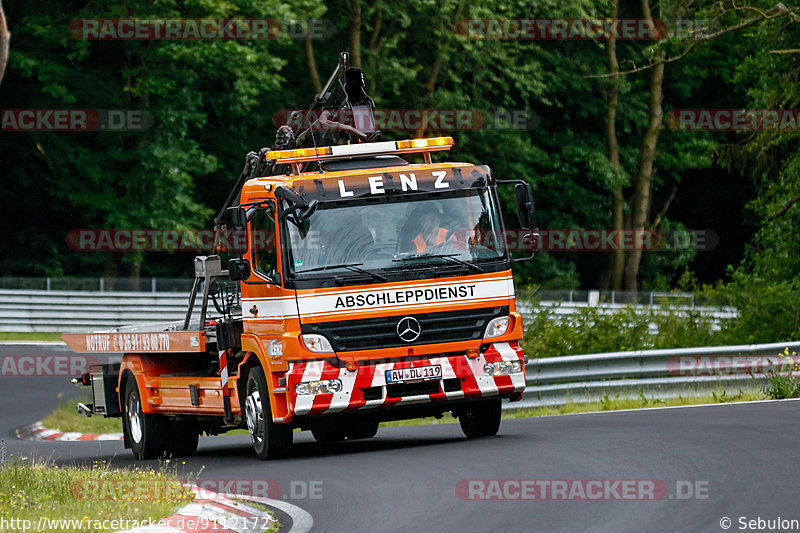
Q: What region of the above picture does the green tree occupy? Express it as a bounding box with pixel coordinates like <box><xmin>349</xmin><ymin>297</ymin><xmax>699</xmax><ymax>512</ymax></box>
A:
<box><xmin>721</xmin><ymin>3</ymin><xmax>800</xmax><ymax>342</ymax></box>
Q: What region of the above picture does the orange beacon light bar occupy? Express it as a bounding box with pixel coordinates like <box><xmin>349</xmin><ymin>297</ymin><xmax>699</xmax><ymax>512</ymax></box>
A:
<box><xmin>265</xmin><ymin>136</ymin><xmax>455</xmax><ymax>169</ymax></box>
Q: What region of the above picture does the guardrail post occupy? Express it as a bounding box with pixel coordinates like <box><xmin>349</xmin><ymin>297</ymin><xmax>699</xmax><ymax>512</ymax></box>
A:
<box><xmin>46</xmin><ymin>278</ymin><xmax>51</xmax><ymax>291</ymax></box>
<box><xmin>650</xmin><ymin>291</ymin><xmax>654</xmax><ymax>305</ymax></box>
<box><xmin>569</xmin><ymin>290</ymin><xmax>573</xmax><ymax>303</ymax></box>
<box><xmin>99</xmin><ymin>277</ymin><xmax>104</xmax><ymax>292</ymax></box>
<box><xmin>588</xmin><ymin>290</ymin><xmax>600</xmax><ymax>306</ymax></box>
<box><xmin>151</xmin><ymin>277</ymin><xmax>157</xmax><ymax>293</ymax></box>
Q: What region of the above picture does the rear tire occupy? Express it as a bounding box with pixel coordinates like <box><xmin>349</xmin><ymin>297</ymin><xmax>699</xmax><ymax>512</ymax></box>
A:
<box><xmin>344</xmin><ymin>417</ymin><xmax>379</xmax><ymax>440</ymax></box>
<box><xmin>124</xmin><ymin>376</ymin><xmax>170</xmax><ymax>460</ymax></box>
<box><xmin>245</xmin><ymin>366</ymin><xmax>292</xmax><ymax>460</ymax></box>
<box><xmin>458</xmin><ymin>398</ymin><xmax>502</xmax><ymax>438</ymax></box>
<box><xmin>168</xmin><ymin>420</ymin><xmax>200</xmax><ymax>457</ymax></box>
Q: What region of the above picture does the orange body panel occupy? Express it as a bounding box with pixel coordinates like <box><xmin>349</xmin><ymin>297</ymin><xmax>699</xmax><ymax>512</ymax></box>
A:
<box><xmin>117</xmin><ymin>353</ymin><xmax>240</xmax><ymax>416</ymax></box>
<box><xmin>62</xmin><ymin>331</ymin><xmax>205</xmax><ymax>353</ymax></box>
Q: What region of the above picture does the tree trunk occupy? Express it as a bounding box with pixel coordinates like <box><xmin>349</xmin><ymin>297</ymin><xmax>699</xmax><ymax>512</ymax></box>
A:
<box><xmin>605</xmin><ymin>0</ymin><xmax>625</xmax><ymax>292</ymax></box>
<box><xmin>365</xmin><ymin>8</ymin><xmax>383</xmax><ymax>95</ymax></box>
<box><xmin>350</xmin><ymin>0</ymin><xmax>362</xmax><ymax>67</ymax></box>
<box><xmin>103</xmin><ymin>253</ymin><xmax>121</xmax><ymax>291</ymax></box>
<box><xmin>622</xmin><ymin>0</ymin><xmax>665</xmax><ymax>294</ymax></box>
<box><xmin>611</xmin><ymin>191</ymin><xmax>625</xmax><ymax>289</ymax></box>
<box><xmin>0</xmin><ymin>0</ymin><xmax>10</xmax><ymax>86</ymax></box>
<box><xmin>305</xmin><ymin>34</ymin><xmax>322</xmax><ymax>95</ymax></box>
<box><xmin>624</xmin><ymin>54</ymin><xmax>664</xmax><ymax>293</ymax></box>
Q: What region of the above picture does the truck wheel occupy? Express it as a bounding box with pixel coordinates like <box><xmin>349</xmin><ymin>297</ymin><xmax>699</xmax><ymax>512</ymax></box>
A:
<box><xmin>124</xmin><ymin>376</ymin><xmax>170</xmax><ymax>460</ymax></box>
<box><xmin>458</xmin><ymin>398</ymin><xmax>502</xmax><ymax>438</ymax></box>
<box><xmin>168</xmin><ymin>420</ymin><xmax>199</xmax><ymax>457</ymax></box>
<box><xmin>245</xmin><ymin>367</ymin><xmax>292</xmax><ymax>460</ymax></box>
<box><xmin>311</xmin><ymin>420</ymin><xmax>346</xmax><ymax>443</ymax></box>
<box><xmin>344</xmin><ymin>417</ymin><xmax>379</xmax><ymax>440</ymax></box>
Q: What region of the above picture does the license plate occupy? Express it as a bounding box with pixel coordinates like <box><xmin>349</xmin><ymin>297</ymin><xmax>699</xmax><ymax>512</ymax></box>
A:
<box><xmin>386</xmin><ymin>365</ymin><xmax>442</xmax><ymax>384</ymax></box>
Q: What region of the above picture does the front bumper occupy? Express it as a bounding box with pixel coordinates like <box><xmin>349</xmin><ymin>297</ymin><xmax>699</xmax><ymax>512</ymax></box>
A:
<box><xmin>287</xmin><ymin>341</ymin><xmax>526</xmax><ymax>417</ymax></box>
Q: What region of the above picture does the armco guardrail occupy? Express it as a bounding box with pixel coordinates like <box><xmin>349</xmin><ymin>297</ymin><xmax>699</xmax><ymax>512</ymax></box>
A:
<box><xmin>517</xmin><ymin>299</ymin><xmax>738</xmax><ymax>333</ymax></box>
<box><xmin>515</xmin><ymin>341</ymin><xmax>800</xmax><ymax>408</ymax></box>
<box><xmin>0</xmin><ymin>290</ymin><xmax>189</xmax><ymax>332</ymax></box>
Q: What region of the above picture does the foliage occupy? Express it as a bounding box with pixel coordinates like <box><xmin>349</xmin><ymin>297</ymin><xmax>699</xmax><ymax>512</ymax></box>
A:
<box><xmin>0</xmin><ymin>0</ymin><xmax>798</xmax><ymax>308</ymax></box>
<box><xmin>520</xmin><ymin>301</ymin><xmax>722</xmax><ymax>358</ymax></box>
<box><xmin>0</xmin><ymin>458</ymin><xmax>192</xmax><ymax>532</ymax></box>
<box><xmin>762</xmin><ymin>372</ymin><xmax>800</xmax><ymax>400</ymax></box>
<box><xmin>716</xmin><ymin>5</ymin><xmax>800</xmax><ymax>343</ymax></box>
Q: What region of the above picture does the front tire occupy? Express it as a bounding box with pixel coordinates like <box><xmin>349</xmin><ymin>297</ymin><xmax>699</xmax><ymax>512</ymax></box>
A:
<box><xmin>124</xmin><ymin>376</ymin><xmax>170</xmax><ymax>460</ymax></box>
<box><xmin>458</xmin><ymin>398</ymin><xmax>502</xmax><ymax>438</ymax></box>
<box><xmin>311</xmin><ymin>420</ymin><xmax>346</xmax><ymax>443</ymax></box>
<box><xmin>344</xmin><ymin>417</ymin><xmax>379</xmax><ymax>440</ymax></box>
<box><xmin>245</xmin><ymin>366</ymin><xmax>292</xmax><ymax>460</ymax></box>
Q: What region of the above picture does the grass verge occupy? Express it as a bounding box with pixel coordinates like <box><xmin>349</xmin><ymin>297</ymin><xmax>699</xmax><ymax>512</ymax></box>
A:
<box><xmin>0</xmin><ymin>453</ymin><xmax>193</xmax><ymax>533</ymax></box>
<box><xmin>0</xmin><ymin>332</ymin><xmax>64</xmax><ymax>342</ymax></box>
<box><xmin>41</xmin><ymin>394</ymin><xmax>122</xmax><ymax>435</ymax></box>
<box><xmin>235</xmin><ymin>499</ymin><xmax>280</xmax><ymax>533</ymax></box>
<box><xmin>500</xmin><ymin>390</ymin><xmax>764</xmax><ymax>419</ymax></box>
<box><xmin>381</xmin><ymin>390</ymin><xmax>765</xmax><ymax>427</ymax></box>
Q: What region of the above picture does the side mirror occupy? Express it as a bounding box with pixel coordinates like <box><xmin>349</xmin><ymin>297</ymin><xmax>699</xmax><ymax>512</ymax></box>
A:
<box><xmin>228</xmin><ymin>258</ymin><xmax>251</xmax><ymax>281</ymax></box>
<box><xmin>226</xmin><ymin>206</ymin><xmax>247</xmax><ymax>229</ymax></box>
<box><xmin>267</xmin><ymin>267</ymin><xmax>282</xmax><ymax>286</ymax></box>
<box><xmin>275</xmin><ymin>186</ymin><xmax>318</xmax><ymax>224</ymax></box>
<box><xmin>515</xmin><ymin>183</ymin><xmax>535</xmax><ymax>230</ymax></box>
<box><xmin>298</xmin><ymin>199</ymin><xmax>318</xmax><ymax>222</ymax></box>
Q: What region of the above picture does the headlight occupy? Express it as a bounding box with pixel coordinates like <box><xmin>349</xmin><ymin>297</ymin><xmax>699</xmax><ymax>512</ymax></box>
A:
<box><xmin>302</xmin><ymin>334</ymin><xmax>334</xmax><ymax>353</ymax></box>
<box><xmin>483</xmin><ymin>360</ymin><xmax>523</xmax><ymax>376</ymax></box>
<box><xmin>484</xmin><ymin>316</ymin><xmax>510</xmax><ymax>339</ymax></box>
<box><xmin>295</xmin><ymin>379</ymin><xmax>343</xmax><ymax>395</ymax></box>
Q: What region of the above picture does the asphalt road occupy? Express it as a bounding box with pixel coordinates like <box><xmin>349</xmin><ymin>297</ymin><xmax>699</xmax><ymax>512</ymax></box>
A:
<box><xmin>2</xmin><ymin>343</ymin><xmax>800</xmax><ymax>533</ymax></box>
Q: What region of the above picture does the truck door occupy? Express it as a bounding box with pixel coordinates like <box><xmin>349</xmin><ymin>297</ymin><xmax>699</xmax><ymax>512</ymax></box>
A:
<box><xmin>241</xmin><ymin>205</ymin><xmax>297</xmax><ymax>371</ymax></box>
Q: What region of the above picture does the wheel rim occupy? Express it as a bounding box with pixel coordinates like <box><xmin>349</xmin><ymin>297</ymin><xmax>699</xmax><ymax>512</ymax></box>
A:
<box><xmin>127</xmin><ymin>392</ymin><xmax>143</xmax><ymax>444</ymax></box>
<box><xmin>245</xmin><ymin>389</ymin><xmax>264</xmax><ymax>445</ymax></box>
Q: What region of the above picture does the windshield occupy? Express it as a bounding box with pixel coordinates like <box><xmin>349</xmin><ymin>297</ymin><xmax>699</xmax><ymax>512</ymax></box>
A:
<box><xmin>284</xmin><ymin>188</ymin><xmax>506</xmax><ymax>277</ymax></box>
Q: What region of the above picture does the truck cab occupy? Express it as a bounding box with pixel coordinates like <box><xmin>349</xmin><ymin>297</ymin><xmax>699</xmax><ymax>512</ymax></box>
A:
<box><xmin>222</xmin><ymin>136</ymin><xmax>534</xmax><ymax>458</ymax></box>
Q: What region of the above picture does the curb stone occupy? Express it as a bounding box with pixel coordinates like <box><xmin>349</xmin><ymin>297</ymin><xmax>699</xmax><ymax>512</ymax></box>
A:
<box><xmin>15</xmin><ymin>421</ymin><xmax>124</xmax><ymax>441</ymax></box>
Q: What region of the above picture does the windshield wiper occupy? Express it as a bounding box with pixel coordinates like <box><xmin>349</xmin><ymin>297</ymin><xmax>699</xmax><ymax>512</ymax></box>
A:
<box><xmin>392</xmin><ymin>253</ymin><xmax>484</xmax><ymax>273</ymax></box>
<box><xmin>298</xmin><ymin>262</ymin><xmax>388</xmax><ymax>282</ymax></box>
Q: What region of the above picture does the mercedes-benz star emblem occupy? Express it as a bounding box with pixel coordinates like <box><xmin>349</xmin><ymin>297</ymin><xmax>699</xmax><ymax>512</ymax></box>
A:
<box><xmin>396</xmin><ymin>317</ymin><xmax>422</xmax><ymax>343</ymax></box>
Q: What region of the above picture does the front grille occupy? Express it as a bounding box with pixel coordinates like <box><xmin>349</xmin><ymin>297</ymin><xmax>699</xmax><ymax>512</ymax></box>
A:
<box><xmin>386</xmin><ymin>380</ymin><xmax>440</xmax><ymax>398</ymax></box>
<box><xmin>363</xmin><ymin>386</ymin><xmax>383</xmax><ymax>401</ymax></box>
<box><xmin>302</xmin><ymin>306</ymin><xmax>508</xmax><ymax>351</ymax></box>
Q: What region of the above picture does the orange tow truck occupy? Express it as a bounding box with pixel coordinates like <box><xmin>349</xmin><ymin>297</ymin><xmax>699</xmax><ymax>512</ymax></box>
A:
<box><xmin>64</xmin><ymin>53</ymin><xmax>537</xmax><ymax>460</ymax></box>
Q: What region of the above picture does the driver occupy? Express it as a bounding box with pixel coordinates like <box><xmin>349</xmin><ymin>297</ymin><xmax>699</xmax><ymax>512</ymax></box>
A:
<box><xmin>411</xmin><ymin>210</ymin><xmax>452</xmax><ymax>254</ymax></box>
